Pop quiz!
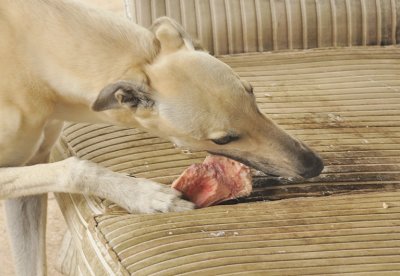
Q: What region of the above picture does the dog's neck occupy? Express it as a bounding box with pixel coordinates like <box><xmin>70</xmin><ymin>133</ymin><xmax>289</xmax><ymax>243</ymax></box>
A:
<box><xmin>14</xmin><ymin>0</ymin><xmax>159</xmax><ymax>126</ymax></box>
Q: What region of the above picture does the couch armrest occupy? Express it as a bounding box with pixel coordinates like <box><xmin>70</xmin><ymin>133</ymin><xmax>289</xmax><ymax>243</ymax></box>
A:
<box><xmin>125</xmin><ymin>0</ymin><xmax>399</xmax><ymax>55</ymax></box>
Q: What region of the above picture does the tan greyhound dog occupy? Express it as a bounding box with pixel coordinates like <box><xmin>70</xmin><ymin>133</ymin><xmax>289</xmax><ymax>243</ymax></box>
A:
<box><xmin>0</xmin><ymin>0</ymin><xmax>323</xmax><ymax>274</ymax></box>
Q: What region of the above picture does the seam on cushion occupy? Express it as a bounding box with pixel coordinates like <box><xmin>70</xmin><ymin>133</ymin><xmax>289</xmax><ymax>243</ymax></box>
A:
<box><xmin>89</xmin><ymin>216</ymin><xmax>131</xmax><ymax>276</ymax></box>
<box><xmin>391</xmin><ymin>0</ymin><xmax>397</xmax><ymax>45</ymax></box>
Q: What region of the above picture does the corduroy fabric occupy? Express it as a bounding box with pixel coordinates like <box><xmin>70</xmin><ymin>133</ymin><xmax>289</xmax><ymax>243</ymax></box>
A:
<box><xmin>125</xmin><ymin>0</ymin><xmax>400</xmax><ymax>55</ymax></box>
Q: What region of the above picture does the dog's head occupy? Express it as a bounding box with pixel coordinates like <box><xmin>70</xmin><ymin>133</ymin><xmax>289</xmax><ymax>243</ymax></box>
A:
<box><xmin>92</xmin><ymin>17</ymin><xmax>323</xmax><ymax>178</ymax></box>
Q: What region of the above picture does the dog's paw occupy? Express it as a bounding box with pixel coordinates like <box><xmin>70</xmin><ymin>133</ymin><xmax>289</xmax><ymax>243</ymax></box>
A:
<box><xmin>117</xmin><ymin>179</ymin><xmax>195</xmax><ymax>214</ymax></box>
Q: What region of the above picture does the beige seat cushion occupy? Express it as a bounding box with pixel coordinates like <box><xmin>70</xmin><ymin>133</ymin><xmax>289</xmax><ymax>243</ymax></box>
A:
<box><xmin>53</xmin><ymin>46</ymin><xmax>400</xmax><ymax>275</ymax></box>
<box><xmin>58</xmin><ymin>191</ymin><xmax>400</xmax><ymax>275</ymax></box>
<box><xmin>126</xmin><ymin>0</ymin><xmax>399</xmax><ymax>55</ymax></box>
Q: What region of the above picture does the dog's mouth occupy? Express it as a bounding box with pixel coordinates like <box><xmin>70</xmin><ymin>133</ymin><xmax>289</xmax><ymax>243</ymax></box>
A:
<box><xmin>207</xmin><ymin>151</ymin><xmax>299</xmax><ymax>178</ymax></box>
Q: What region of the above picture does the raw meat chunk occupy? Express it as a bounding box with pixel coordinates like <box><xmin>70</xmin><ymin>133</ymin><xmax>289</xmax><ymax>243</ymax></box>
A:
<box><xmin>172</xmin><ymin>155</ymin><xmax>252</xmax><ymax>208</ymax></box>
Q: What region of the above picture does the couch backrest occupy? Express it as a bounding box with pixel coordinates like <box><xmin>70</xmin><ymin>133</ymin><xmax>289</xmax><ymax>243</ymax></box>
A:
<box><xmin>125</xmin><ymin>0</ymin><xmax>399</xmax><ymax>55</ymax></box>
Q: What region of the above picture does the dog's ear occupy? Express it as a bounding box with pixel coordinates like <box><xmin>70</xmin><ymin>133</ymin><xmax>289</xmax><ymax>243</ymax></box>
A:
<box><xmin>91</xmin><ymin>81</ymin><xmax>154</xmax><ymax>111</ymax></box>
<box><xmin>150</xmin><ymin>17</ymin><xmax>204</xmax><ymax>54</ymax></box>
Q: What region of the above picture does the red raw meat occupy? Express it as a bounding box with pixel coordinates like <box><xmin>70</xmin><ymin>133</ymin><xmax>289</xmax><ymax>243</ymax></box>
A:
<box><xmin>172</xmin><ymin>155</ymin><xmax>252</xmax><ymax>208</ymax></box>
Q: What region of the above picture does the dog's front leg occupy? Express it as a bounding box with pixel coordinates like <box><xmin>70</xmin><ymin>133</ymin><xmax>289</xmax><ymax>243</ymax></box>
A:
<box><xmin>5</xmin><ymin>195</ymin><xmax>47</xmax><ymax>276</ymax></box>
<box><xmin>0</xmin><ymin>157</ymin><xmax>194</xmax><ymax>214</ymax></box>
<box><xmin>4</xmin><ymin>151</ymin><xmax>53</xmax><ymax>276</ymax></box>
<box><xmin>2</xmin><ymin>157</ymin><xmax>193</xmax><ymax>275</ymax></box>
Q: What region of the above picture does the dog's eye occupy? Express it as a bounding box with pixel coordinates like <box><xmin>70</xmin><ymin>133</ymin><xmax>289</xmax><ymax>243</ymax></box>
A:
<box><xmin>211</xmin><ymin>135</ymin><xmax>239</xmax><ymax>145</ymax></box>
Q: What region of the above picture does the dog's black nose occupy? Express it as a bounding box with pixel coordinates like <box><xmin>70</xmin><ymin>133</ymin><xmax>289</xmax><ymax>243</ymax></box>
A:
<box><xmin>299</xmin><ymin>152</ymin><xmax>324</xmax><ymax>178</ymax></box>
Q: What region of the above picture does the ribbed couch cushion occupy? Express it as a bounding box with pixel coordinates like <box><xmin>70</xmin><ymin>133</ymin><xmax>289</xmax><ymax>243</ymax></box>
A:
<box><xmin>53</xmin><ymin>46</ymin><xmax>400</xmax><ymax>275</ymax></box>
<box><xmin>126</xmin><ymin>0</ymin><xmax>399</xmax><ymax>55</ymax></box>
<box><xmin>95</xmin><ymin>191</ymin><xmax>400</xmax><ymax>275</ymax></box>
